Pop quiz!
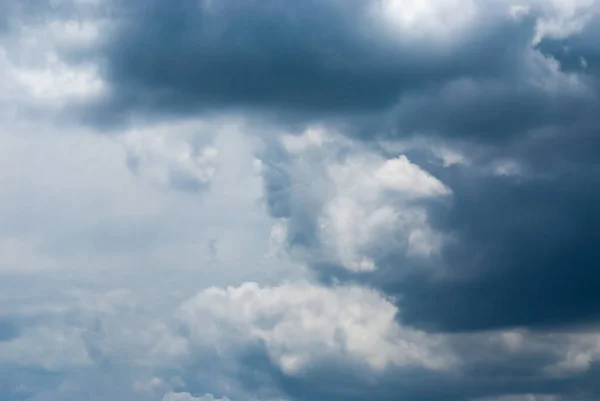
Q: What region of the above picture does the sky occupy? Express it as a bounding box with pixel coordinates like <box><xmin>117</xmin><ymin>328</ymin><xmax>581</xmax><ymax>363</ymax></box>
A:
<box><xmin>1</xmin><ymin>0</ymin><xmax>600</xmax><ymax>400</ymax></box>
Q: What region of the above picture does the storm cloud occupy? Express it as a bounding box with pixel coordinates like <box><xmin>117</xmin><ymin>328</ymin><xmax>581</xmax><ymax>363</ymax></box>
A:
<box><xmin>3</xmin><ymin>0</ymin><xmax>600</xmax><ymax>400</ymax></box>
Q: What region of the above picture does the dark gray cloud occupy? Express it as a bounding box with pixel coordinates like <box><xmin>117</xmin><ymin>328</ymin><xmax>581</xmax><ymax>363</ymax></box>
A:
<box><xmin>538</xmin><ymin>21</ymin><xmax>600</xmax><ymax>76</ymax></box>
<box><xmin>236</xmin><ymin>5</ymin><xmax>600</xmax><ymax>335</ymax></box>
<box><xmin>364</xmin><ymin>20</ymin><xmax>600</xmax><ymax>332</ymax></box>
<box><xmin>85</xmin><ymin>0</ymin><xmax>543</xmax><ymax>127</ymax></box>
<box><xmin>387</xmin><ymin>168</ymin><xmax>600</xmax><ymax>332</ymax></box>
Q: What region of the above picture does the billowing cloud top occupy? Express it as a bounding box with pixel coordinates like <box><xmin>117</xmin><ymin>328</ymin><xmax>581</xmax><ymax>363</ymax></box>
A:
<box><xmin>2</xmin><ymin>0</ymin><xmax>600</xmax><ymax>400</ymax></box>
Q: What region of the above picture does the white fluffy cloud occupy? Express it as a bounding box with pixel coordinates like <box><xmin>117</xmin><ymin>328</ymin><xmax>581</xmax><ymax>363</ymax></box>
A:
<box><xmin>374</xmin><ymin>155</ymin><xmax>451</xmax><ymax>195</ymax></box>
<box><xmin>264</xmin><ymin>126</ymin><xmax>450</xmax><ymax>272</ymax></box>
<box><xmin>177</xmin><ymin>281</ymin><xmax>453</xmax><ymax>375</ymax></box>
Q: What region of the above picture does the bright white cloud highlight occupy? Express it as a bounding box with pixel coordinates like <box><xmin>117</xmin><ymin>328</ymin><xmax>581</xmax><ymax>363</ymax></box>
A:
<box><xmin>374</xmin><ymin>0</ymin><xmax>478</xmax><ymax>41</ymax></box>
<box><xmin>178</xmin><ymin>281</ymin><xmax>453</xmax><ymax>375</ymax></box>
<box><xmin>263</xmin><ymin>127</ymin><xmax>450</xmax><ymax>272</ymax></box>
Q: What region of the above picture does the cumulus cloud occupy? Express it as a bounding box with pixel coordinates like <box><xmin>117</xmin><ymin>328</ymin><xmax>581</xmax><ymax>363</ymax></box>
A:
<box><xmin>3</xmin><ymin>0</ymin><xmax>600</xmax><ymax>400</ymax></box>
<box><xmin>258</xmin><ymin>126</ymin><xmax>450</xmax><ymax>273</ymax></box>
<box><xmin>168</xmin><ymin>281</ymin><xmax>600</xmax><ymax>401</ymax></box>
<box><xmin>178</xmin><ymin>281</ymin><xmax>452</xmax><ymax>375</ymax></box>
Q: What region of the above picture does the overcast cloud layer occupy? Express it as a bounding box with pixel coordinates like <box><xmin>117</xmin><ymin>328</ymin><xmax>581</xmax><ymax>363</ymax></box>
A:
<box><xmin>2</xmin><ymin>0</ymin><xmax>600</xmax><ymax>400</ymax></box>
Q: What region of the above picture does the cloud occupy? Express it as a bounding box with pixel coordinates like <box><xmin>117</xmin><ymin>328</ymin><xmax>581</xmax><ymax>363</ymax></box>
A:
<box><xmin>3</xmin><ymin>267</ymin><xmax>600</xmax><ymax>401</ymax></box>
<box><xmin>0</xmin><ymin>1</ymin><xmax>107</xmax><ymax>124</ymax></box>
<box><xmin>162</xmin><ymin>393</ymin><xmax>230</xmax><ymax>401</ymax></box>
<box><xmin>122</xmin><ymin>119</ymin><xmax>220</xmax><ymax>193</ymax></box>
<box><xmin>3</xmin><ymin>0</ymin><xmax>600</xmax><ymax>400</ymax></box>
<box><xmin>476</xmin><ymin>395</ymin><xmax>559</xmax><ymax>401</ymax></box>
<box><xmin>78</xmin><ymin>0</ymin><xmax>537</xmax><ymax>126</ymax></box>
<box><xmin>385</xmin><ymin>167</ymin><xmax>600</xmax><ymax>332</ymax></box>
<box><xmin>177</xmin><ymin>281</ymin><xmax>452</xmax><ymax>375</ymax></box>
<box><xmin>170</xmin><ymin>281</ymin><xmax>600</xmax><ymax>401</ymax></box>
<box><xmin>69</xmin><ymin>0</ymin><xmax>597</xmax><ymax>129</ymax></box>
<box><xmin>257</xmin><ymin>126</ymin><xmax>450</xmax><ymax>273</ymax></box>
<box><xmin>216</xmin><ymin>0</ymin><xmax>600</xmax><ymax>336</ymax></box>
